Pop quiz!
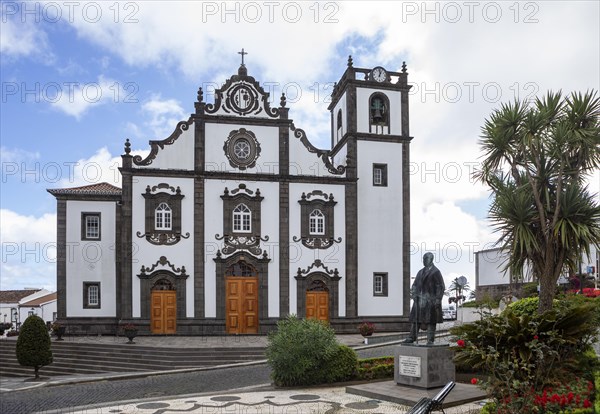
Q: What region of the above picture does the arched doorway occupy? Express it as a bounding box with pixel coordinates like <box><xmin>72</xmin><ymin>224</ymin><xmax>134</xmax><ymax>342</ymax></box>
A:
<box><xmin>151</xmin><ymin>278</ymin><xmax>176</xmax><ymax>334</ymax></box>
<box><xmin>306</xmin><ymin>280</ymin><xmax>329</xmax><ymax>322</ymax></box>
<box><xmin>225</xmin><ymin>260</ymin><xmax>258</xmax><ymax>334</ymax></box>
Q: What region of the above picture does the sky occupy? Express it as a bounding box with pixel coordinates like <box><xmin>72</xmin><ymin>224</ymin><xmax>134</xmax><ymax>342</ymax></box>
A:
<box><xmin>1</xmin><ymin>1</ymin><xmax>599</xmax><ymax>299</ymax></box>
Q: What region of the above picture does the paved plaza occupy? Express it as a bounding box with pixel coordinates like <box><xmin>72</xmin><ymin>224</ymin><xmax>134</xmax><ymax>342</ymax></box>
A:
<box><xmin>0</xmin><ymin>329</ymin><xmax>490</xmax><ymax>414</ymax></box>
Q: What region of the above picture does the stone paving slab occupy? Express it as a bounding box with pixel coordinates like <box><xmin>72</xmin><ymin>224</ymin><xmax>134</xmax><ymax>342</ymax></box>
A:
<box><xmin>347</xmin><ymin>380</ymin><xmax>487</xmax><ymax>409</ymax></box>
<box><xmin>43</xmin><ymin>386</ymin><xmax>484</xmax><ymax>414</ymax></box>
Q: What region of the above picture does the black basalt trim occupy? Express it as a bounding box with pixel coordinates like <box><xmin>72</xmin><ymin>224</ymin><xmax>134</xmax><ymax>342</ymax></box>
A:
<box><xmin>402</xmin><ymin>142</ymin><xmax>411</xmax><ymax>316</ymax></box>
<box><xmin>194</xmin><ymin>177</ymin><xmax>205</xmax><ymax>319</ymax></box>
<box><xmin>56</xmin><ymin>199</ymin><xmax>67</xmax><ymax>318</ymax></box>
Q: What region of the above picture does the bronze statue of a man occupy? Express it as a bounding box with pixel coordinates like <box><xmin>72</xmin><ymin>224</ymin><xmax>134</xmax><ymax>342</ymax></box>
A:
<box><xmin>403</xmin><ymin>252</ymin><xmax>445</xmax><ymax>344</ymax></box>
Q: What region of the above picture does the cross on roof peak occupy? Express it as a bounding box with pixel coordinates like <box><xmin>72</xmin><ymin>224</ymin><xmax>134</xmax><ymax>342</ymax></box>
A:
<box><xmin>238</xmin><ymin>48</ymin><xmax>248</xmax><ymax>66</ymax></box>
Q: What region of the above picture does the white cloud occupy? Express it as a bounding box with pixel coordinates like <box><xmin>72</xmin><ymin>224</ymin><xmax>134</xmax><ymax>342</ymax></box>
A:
<box><xmin>50</xmin><ymin>75</ymin><xmax>127</xmax><ymax>119</ymax></box>
<box><xmin>0</xmin><ymin>209</ymin><xmax>57</xmax><ymax>291</ymax></box>
<box><xmin>0</xmin><ymin>17</ymin><xmax>54</xmax><ymax>63</ymax></box>
<box><xmin>0</xmin><ymin>147</ymin><xmax>41</xmax><ymax>163</ymax></box>
<box><xmin>141</xmin><ymin>96</ymin><xmax>186</xmax><ymax>139</ymax></box>
<box><xmin>57</xmin><ymin>147</ymin><xmax>122</xmax><ymax>188</ymax></box>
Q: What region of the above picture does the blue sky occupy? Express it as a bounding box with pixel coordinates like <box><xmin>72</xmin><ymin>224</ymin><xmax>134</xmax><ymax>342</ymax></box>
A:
<box><xmin>1</xmin><ymin>1</ymin><xmax>599</xmax><ymax>294</ymax></box>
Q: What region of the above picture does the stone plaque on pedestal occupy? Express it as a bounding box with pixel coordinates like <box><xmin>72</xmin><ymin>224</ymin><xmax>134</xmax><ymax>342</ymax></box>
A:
<box><xmin>394</xmin><ymin>344</ymin><xmax>455</xmax><ymax>389</ymax></box>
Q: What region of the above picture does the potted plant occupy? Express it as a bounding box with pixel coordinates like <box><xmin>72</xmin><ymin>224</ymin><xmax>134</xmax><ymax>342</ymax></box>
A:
<box><xmin>358</xmin><ymin>321</ymin><xmax>375</xmax><ymax>337</ymax></box>
<box><xmin>0</xmin><ymin>322</ymin><xmax>12</xmax><ymax>336</ymax></box>
<box><xmin>51</xmin><ymin>322</ymin><xmax>66</xmax><ymax>341</ymax></box>
<box><xmin>121</xmin><ymin>323</ymin><xmax>138</xmax><ymax>344</ymax></box>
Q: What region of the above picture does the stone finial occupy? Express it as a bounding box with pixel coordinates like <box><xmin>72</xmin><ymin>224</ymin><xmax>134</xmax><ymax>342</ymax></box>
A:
<box><xmin>402</xmin><ymin>61</ymin><xmax>407</xmax><ymax>73</ymax></box>
<box><xmin>124</xmin><ymin>138</ymin><xmax>131</xmax><ymax>155</ymax></box>
<box><xmin>280</xmin><ymin>92</ymin><xmax>286</xmax><ymax>108</ymax></box>
<box><xmin>197</xmin><ymin>87</ymin><xmax>203</xmax><ymax>102</ymax></box>
<box><xmin>347</xmin><ymin>55</ymin><xmax>353</xmax><ymax>67</ymax></box>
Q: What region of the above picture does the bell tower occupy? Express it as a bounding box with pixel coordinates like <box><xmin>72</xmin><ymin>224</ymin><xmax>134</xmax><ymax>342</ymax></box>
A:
<box><xmin>328</xmin><ymin>56</ymin><xmax>412</xmax><ymax>320</ymax></box>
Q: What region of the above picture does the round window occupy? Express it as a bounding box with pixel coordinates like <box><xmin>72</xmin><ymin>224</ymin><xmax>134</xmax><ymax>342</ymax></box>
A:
<box><xmin>223</xmin><ymin>128</ymin><xmax>261</xmax><ymax>170</ymax></box>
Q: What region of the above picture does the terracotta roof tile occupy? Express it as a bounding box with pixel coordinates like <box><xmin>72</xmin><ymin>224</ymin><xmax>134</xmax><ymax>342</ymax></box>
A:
<box><xmin>47</xmin><ymin>182</ymin><xmax>122</xmax><ymax>196</ymax></box>
<box><xmin>20</xmin><ymin>292</ymin><xmax>57</xmax><ymax>307</ymax></box>
<box><xmin>0</xmin><ymin>289</ymin><xmax>41</xmax><ymax>303</ymax></box>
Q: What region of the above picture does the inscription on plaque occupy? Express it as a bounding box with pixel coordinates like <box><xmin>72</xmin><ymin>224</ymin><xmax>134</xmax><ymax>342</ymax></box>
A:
<box><xmin>399</xmin><ymin>356</ymin><xmax>421</xmax><ymax>378</ymax></box>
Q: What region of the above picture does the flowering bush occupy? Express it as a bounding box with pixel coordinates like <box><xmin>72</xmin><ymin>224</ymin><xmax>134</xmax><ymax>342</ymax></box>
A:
<box><xmin>358</xmin><ymin>322</ymin><xmax>375</xmax><ymax>336</ymax></box>
<box><xmin>451</xmin><ymin>300</ymin><xmax>598</xmax><ymax>414</ymax></box>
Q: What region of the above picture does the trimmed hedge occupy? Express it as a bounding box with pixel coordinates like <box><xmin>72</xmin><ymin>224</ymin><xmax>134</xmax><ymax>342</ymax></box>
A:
<box><xmin>16</xmin><ymin>315</ymin><xmax>53</xmax><ymax>379</ymax></box>
<box><xmin>266</xmin><ymin>316</ymin><xmax>358</xmax><ymax>386</ymax></box>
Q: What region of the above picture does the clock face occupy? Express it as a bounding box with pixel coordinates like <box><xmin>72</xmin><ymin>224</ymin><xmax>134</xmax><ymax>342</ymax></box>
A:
<box><xmin>372</xmin><ymin>67</ymin><xmax>387</xmax><ymax>82</ymax></box>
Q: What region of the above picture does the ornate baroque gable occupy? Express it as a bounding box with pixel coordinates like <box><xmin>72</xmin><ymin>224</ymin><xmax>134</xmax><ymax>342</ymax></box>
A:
<box><xmin>201</xmin><ymin>65</ymin><xmax>283</xmax><ymax>119</ymax></box>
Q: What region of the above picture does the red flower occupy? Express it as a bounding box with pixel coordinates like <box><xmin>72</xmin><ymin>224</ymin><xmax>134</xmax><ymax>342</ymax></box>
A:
<box><xmin>470</xmin><ymin>378</ymin><xmax>477</xmax><ymax>385</ymax></box>
<box><xmin>456</xmin><ymin>339</ymin><xmax>465</xmax><ymax>347</ymax></box>
<box><xmin>583</xmin><ymin>399</ymin><xmax>592</xmax><ymax>408</ymax></box>
<box><xmin>533</xmin><ymin>335</ymin><xmax>539</xmax><ymax>340</ymax></box>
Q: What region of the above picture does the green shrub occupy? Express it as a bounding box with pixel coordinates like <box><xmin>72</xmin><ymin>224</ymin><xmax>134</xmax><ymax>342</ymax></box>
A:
<box><xmin>521</xmin><ymin>282</ymin><xmax>539</xmax><ymax>298</ymax></box>
<box><xmin>451</xmin><ymin>302</ymin><xmax>598</xmax><ymax>413</ymax></box>
<box><xmin>266</xmin><ymin>316</ymin><xmax>340</xmax><ymax>386</ymax></box>
<box><xmin>321</xmin><ymin>345</ymin><xmax>358</xmax><ymax>383</ymax></box>
<box><xmin>16</xmin><ymin>315</ymin><xmax>53</xmax><ymax>379</ymax></box>
<box><xmin>356</xmin><ymin>356</ymin><xmax>394</xmax><ymax>380</ymax></box>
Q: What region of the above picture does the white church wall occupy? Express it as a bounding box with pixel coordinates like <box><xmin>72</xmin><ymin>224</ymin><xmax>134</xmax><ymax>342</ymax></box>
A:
<box><xmin>356</xmin><ymin>141</ymin><xmax>404</xmax><ymax>316</ymax></box>
<box><xmin>137</xmin><ymin>122</ymin><xmax>195</xmax><ymax>171</ymax></box>
<box><xmin>203</xmin><ymin>179</ymin><xmax>223</xmax><ymax>318</ymax></box>
<box><xmin>332</xmin><ymin>141</ymin><xmax>348</xmax><ymax>168</ymax></box>
<box><xmin>65</xmin><ymin>200</ymin><xmax>117</xmax><ymax>317</ymax></box>
<box><xmin>356</xmin><ymin>87</ymin><xmax>402</xmax><ymax>135</ymax></box>
<box><xmin>288</xmin><ymin>183</ymin><xmax>346</xmax><ymax>317</ymax></box>
<box><xmin>202</xmin><ymin>179</ymin><xmax>280</xmax><ymax>318</ymax></box>
<box><xmin>204</xmin><ymin>123</ymin><xmax>279</xmax><ymax>175</ymax></box>
<box><xmin>131</xmin><ymin>176</ymin><xmax>195</xmax><ymax>317</ymax></box>
<box><xmin>331</xmin><ymin>91</ymin><xmax>347</xmax><ymax>146</ymax></box>
<box><xmin>288</xmin><ymin>128</ymin><xmax>343</xmax><ymax>178</ymax></box>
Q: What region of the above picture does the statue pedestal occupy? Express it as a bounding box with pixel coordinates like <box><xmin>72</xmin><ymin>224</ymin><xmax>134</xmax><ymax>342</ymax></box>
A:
<box><xmin>394</xmin><ymin>344</ymin><xmax>455</xmax><ymax>389</ymax></box>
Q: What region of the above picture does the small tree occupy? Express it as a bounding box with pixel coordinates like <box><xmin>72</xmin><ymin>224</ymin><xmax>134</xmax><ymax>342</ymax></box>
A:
<box><xmin>16</xmin><ymin>315</ymin><xmax>53</xmax><ymax>379</ymax></box>
<box><xmin>476</xmin><ymin>90</ymin><xmax>600</xmax><ymax>312</ymax></box>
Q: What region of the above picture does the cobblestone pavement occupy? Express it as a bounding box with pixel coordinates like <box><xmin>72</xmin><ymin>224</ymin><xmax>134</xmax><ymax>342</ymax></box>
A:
<box><xmin>0</xmin><ymin>364</ymin><xmax>272</xmax><ymax>414</ymax></box>
<box><xmin>52</xmin><ymin>386</ymin><xmax>484</xmax><ymax>414</ymax></box>
<box><xmin>0</xmin><ymin>329</ymin><xmax>468</xmax><ymax>414</ymax></box>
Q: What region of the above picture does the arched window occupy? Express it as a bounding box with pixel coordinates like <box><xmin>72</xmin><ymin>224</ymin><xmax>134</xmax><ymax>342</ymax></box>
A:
<box><xmin>233</xmin><ymin>203</ymin><xmax>251</xmax><ymax>233</ymax></box>
<box><xmin>309</xmin><ymin>209</ymin><xmax>325</xmax><ymax>235</ymax></box>
<box><xmin>155</xmin><ymin>202</ymin><xmax>172</xmax><ymax>230</ymax></box>
<box><xmin>369</xmin><ymin>93</ymin><xmax>390</xmax><ymax>134</ymax></box>
<box><xmin>336</xmin><ymin>109</ymin><xmax>343</xmax><ymax>140</ymax></box>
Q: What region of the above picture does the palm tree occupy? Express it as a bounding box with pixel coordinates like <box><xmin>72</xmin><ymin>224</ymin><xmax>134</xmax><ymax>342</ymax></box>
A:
<box><xmin>445</xmin><ymin>277</ymin><xmax>470</xmax><ymax>305</ymax></box>
<box><xmin>476</xmin><ymin>91</ymin><xmax>600</xmax><ymax>312</ymax></box>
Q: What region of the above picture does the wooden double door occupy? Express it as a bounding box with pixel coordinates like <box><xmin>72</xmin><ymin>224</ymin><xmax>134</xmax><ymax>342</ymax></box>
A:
<box><xmin>226</xmin><ymin>277</ymin><xmax>258</xmax><ymax>334</ymax></box>
<box><xmin>151</xmin><ymin>290</ymin><xmax>176</xmax><ymax>334</ymax></box>
<box><xmin>306</xmin><ymin>291</ymin><xmax>329</xmax><ymax>322</ymax></box>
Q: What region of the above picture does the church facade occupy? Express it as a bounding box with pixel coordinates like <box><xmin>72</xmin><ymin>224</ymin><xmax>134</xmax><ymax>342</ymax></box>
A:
<box><xmin>49</xmin><ymin>57</ymin><xmax>413</xmax><ymax>334</ymax></box>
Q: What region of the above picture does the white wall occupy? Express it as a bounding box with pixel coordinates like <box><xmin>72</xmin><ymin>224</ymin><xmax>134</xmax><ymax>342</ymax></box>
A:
<box><xmin>356</xmin><ymin>87</ymin><xmax>402</xmax><ymax>135</ymax></box>
<box><xmin>204</xmin><ymin>123</ymin><xmax>279</xmax><ymax>175</ymax></box>
<box><xmin>288</xmin><ymin>183</ymin><xmax>346</xmax><ymax>317</ymax></box>
<box><xmin>357</xmin><ymin>140</ymin><xmax>404</xmax><ymax>316</ymax></box>
<box><xmin>203</xmin><ymin>179</ymin><xmax>280</xmax><ymax>318</ymax></box>
<box><xmin>131</xmin><ymin>176</ymin><xmax>195</xmax><ymax>317</ymax></box>
<box><xmin>66</xmin><ymin>201</ymin><xmax>117</xmax><ymax>317</ymax></box>
<box><xmin>476</xmin><ymin>248</ymin><xmax>510</xmax><ymax>286</ymax></box>
<box><xmin>137</xmin><ymin>121</ymin><xmax>195</xmax><ymax>171</ymax></box>
<box><xmin>20</xmin><ymin>301</ymin><xmax>57</xmax><ymax>325</ymax></box>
